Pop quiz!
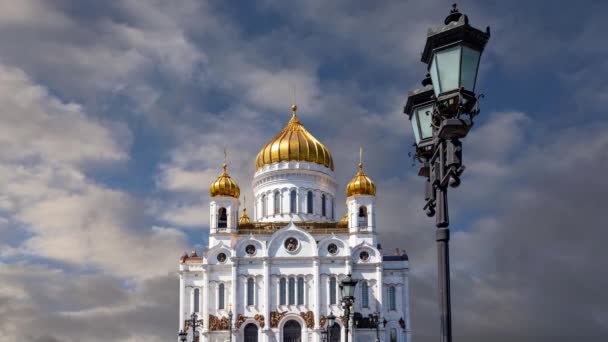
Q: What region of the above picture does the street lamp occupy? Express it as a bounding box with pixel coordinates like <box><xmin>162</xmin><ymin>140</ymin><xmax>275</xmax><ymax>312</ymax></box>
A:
<box><xmin>339</xmin><ymin>274</ymin><xmax>358</xmax><ymax>342</ymax></box>
<box><xmin>179</xmin><ymin>312</ymin><xmax>200</xmax><ymax>342</ymax></box>
<box><xmin>404</xmin><ymin>4</ymin><xmax>490</xmax><ymax>342</ymax></box>
<box><xmin>228</xmin><ymin>304</ymin><xmax>233</xmax><ymax>342</ymax></box>
<box><xmin>322</xmin><ymin>312</ymin><xmax>337</xmax><ymax>342</ymax></box>
<box><xmin>368</xmin><ymin>312</ymin><xmax>380</xmax><ymax>342</ymax></box>
<box><xmin>178</xmin><ymin>330</ymin><xmax>187</xmax><ymax>342</ymax></box>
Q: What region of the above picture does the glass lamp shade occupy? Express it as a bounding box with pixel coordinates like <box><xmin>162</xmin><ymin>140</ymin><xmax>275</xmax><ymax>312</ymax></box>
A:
<box><xmin>429</xmin><ymin>44</ymin><xmax>481</xmax><ymax>97</ymax></box>
<box><xmin>411</xmin><ymin>104</ymin><xmax>434</xmax><ymax>144</ymax></box>
<box><xmin>404</xmin><ymin>78</ymin><xmax>435</xmax><ymax>146</ymax></box>
<box><xmin>340</xmin><ymin>274</ymin><xmax>358</xmax><ymax>299</ymax></box>
<box><xmin>327</xmin><ymin>313</ymin><xmax>336</xmax><ymax>328</ymax></box>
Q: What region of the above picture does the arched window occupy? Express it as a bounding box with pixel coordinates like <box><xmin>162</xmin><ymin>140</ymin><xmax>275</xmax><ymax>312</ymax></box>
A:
<box><xmin>297</xmin><ymin>277</ymin><xmax>304</xmax><ymax>305</ymax></box>
<box><xmin>218</xmin><ymin>283</ymin><xmax>225</xmax><ymax>309</ymax></box>
<box><xmin>288</xmin><ymin>278</ymin><xmax>296</xmax><ymax>305</ymax></box>
<box><xmin>274</xmin><ymin>191</ymin><xmax>281</xmax><ymax>214</ymax></box>
<box><xmin>218</xmin><ymin>207</ymin><xmax>227</xmax><ymax>228</ymax></box>
<box><xmin>321</xmin><ymin>194</ymin><xmax>326</xmax><ymax>216</ymax></box>
<box><xmin>307</xmin><ymin>191</ymin><xmax>313</xmax><ymax>214</ymax></box>
<box><xmin>193</xmin><ymin>288</ymin><xmax>200</xmax><ymax>312</ymax></box>
<box><xmin>290</xmin><ymin>190</ymin><xmax>297</xmax><ymax>213</ymax></box>
<box><xmin>261</xmin><ymin>194</ymin><xmax>267</xmax><ymax>217</ymax></box>
<box><xmin>361</xmin><ymin>282</ymin><xmax>369</xmax><ymax>308</ymax></box>
<box><xmin>247</xmin><ymin>278</ymin><xmax>255</xmax><ymax>306</ymax></box>
<box><xmin>279</xmin><ymin>278</ymin><xmax>286</xmax><ymax>305</ymax></box>
<box><xmin>389</xmin><ymin>286</ymin><xmax>396</xmax><ymax>311</ymax></box>
<box><xmin>329</xmin><ymin>277</ymin><xmax>337</xmax><ymax>305</ymax></box>
<box><xmin>358</xmin><ymin>206</ymin><xmax>368</xmax><ymax>227</ymax></box>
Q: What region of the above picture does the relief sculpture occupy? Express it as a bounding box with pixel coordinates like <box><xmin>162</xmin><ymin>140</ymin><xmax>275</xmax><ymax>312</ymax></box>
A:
<box><xmin>300</xmin><ymin>311</ymin><xmax>315</xmax><ymax>329</ymax></box>
<box><xmin>235</xmin><ymin>314</ymin><xmax>247</xmax><ymax>329</ymax></box>
<box><xmin>254</xmin><ymin>314</ymin><xmax>265</xmax><ymax>328</ymax></box>
<box><xmin>209</xmin><ymin>314</ymin><xmax>230</xmax><ymax>331</ymax></box>
<box><xmin>270</xmin><ymin>311</ymin><xmax>286</xmax><ymax>328</ymax></box>
<box><xmin>319</xmin><ymin>315</ymin><xmax>327</xmax><ymax>328</ymax></box>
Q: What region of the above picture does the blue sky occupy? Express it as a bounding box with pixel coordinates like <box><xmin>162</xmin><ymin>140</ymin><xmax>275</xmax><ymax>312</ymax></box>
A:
<box><xmin>0</xmin><ymin>1</ymin><xmax>607</xmax><ymax>341</ymax></box>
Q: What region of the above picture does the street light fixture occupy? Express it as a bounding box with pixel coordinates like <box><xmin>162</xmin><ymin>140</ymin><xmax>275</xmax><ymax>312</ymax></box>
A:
<box><xmin>228</xmin><ymin>304</ymin><xmax>233</xmax><ymax>342</ymax></box>
<box><xmin>368</xmin><ymin>312</ymin><xmax>381</xmax><ymax>342</ymax></box>
<box><xmin>178</xmin><ymin>329</ymin><xmax>187</xmax><ymax>342</ymax></box>
<box><xmin>421</xmin><ymin>3</ymin><xmax>490</xmax><ymax>116</ymax></box>
<box><xmin>323</xmin><ymin>312</ymin><xmax>336</xmax><ymax>342</ymax></box>
<box><xmin>404</xmin><ymin>4</ymin><xmax>490</xmax><ymax>342</ymax></box>
<box><xmin>339</xmin><ymin>274</ymin><xmax>358</xmax><ymax>342</ymax></box>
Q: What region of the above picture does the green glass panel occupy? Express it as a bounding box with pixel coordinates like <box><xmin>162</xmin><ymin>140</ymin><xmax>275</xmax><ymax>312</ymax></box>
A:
<box><xmin>416</xmin><ymin>104</ymin><xmax>434</xmax><ymax>140</ymax></box>
<box><xmin>460</xmin><ymin>46</ymin><xmax>480</xmax><ymax>91</ymax></box>
<box><xmin>411</xmin><ymin>110</ymin><xmax>421</xmax><ymax>144</ymax></box>
<box><xmin>429</xmin><ymin>57</ymin><xmax>440</xmax><ymax>97</ymax></box>
<box><xmin>436</xmin><ymin>46</ymin><xmax>461</xmax><ymax>94</ymax></box>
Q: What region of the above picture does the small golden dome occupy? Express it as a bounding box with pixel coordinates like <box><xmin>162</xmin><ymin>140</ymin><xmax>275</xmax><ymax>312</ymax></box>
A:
<box><xmin>255</xmin><ymin>105</ymin><xmax>334</xmax><ymax>171</ymax></box>
<box><xmin>346</xmin><ymin>162</ymin><xmax>376</xmax><ymax>197</ymax></box>
<box><xmin>209</xmin><ymin>163</ymin><xmax>240</xmax><ymax>198</ymax></box>
<box><xmin>339</xmin><ymin>214</ymin><xmax>348</xmax><ymax>224</ymax></box>
<box><xmin>238</xmin><ymin>208</ymin><xmax>251</xmax><ymax>224</ymax></box>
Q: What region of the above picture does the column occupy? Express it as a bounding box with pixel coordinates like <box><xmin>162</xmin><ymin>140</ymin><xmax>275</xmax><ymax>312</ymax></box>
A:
<box><xmin>376</xmin><ymin>265</ymin><xmax>383</xmax><ymax>314</ymax></box>
<box><xmin>404</xmin><ymin>272</ymin><xmax>411</xmax><ymax>342</ymax></box>
<box><xmin>179</xmin><ymin>273</ymin><xmax>184</xmax><ymax>329</ymax></box>
<box><xmin>232</xmin><ymin>262</ymin><xmax>238</xmax><ymax>313</ymax></box>
<box><xmin>202</xmin><ymin>270</ymin><xmax>209</xmax><ymax>331</ymax></box>
<box><xmin>313</xmin><ymin>259</ymin><xmax>320</xmax><ymax>329</ymax></box>
<box><xmin>263</xmin><ymin>259</ymin><xmax>270</xmax><ymax>335</ymax></box>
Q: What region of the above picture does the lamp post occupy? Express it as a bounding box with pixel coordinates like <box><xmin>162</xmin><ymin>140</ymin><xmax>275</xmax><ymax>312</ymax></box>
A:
<box><xmin>404</xmin><ymin>4</ymin><xmax>490</xmax><ymax>342</ymax></box>
<box><xmin>369</xmin><ymin>312</ymin><xmax>380</xmax><ymax>342</ymax></box>
<box><xmin>322</xmin><ymin>312</ymin><xmax>336</xmax><ymax>342</ymax></box>
<box><xmin>178</xmin><ymin>312</ymin><xmax>200</xmax><ymax>342</ymax></box>
<box><xmin>178</xmin><ymin>330</ymin><xmax>187</xmax><ymax>342</ymax></box>
<box><xmin>339</xmin><ymin>274</ymin><xmax>358</xmax><ymax>342</ymax></box>
<box><xmin>228</xmin><ymin>304</ymin><xmax>233</xmax><ymax>342</ymax></box>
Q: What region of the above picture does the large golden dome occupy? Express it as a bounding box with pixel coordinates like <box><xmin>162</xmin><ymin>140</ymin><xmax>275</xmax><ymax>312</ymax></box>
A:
<box><xmin>255</xmin><ymin>105</ymin><xmax>334</xmax><ymax>171</ymax></box>
<box><xmin>346</xmin><ymin>162</ymin><xmax>376</xmax><ymax>197</ymax></box>
<box><xmin>209</xmin><ymin>163</ymin><xmax>240</xmax><ymax>198</ymax></box>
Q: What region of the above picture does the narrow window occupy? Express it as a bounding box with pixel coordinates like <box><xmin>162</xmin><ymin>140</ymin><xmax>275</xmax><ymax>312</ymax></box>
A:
<box><xmin>290</xmin><ymin>190</ymin><xmax>297</xmax><ymax>213</ymax></box>
<box><xmin>262</xmin><ymin>194</ymin><xmax>267</xmax><ymax>217</ymax></box>
<box><xmin>389</xmin><ymin>286</ymin><xmax>396</xmax><ymax>311</ymax></box>
<box><xmin>331</xmin><ymin>198</ymin><xmax>334</xmax><ymax>220</ymax></box>
<box><xmin>288</xmin><ymin>278</ymin><xmax>295</xmax><ymax>305</ymax></box>
<box><xmin>218</xmin><ymin>283</ymin><xmax>225</xmax><ymax>309</ymax></box>
<box><xmin>307</xmin><ymin>191</ymin><xmax>313</xmax><ymax>214</ymax></box>
<box><xmin>321</xmin><ymin>194</ymin><xmax>326</xmax><ymax>216</ymax></box>
<box><xmin>194</xmin><ymin>288</ymin><xmax>200</xmax><ymax>312</ymax></box>
<box><xmin>390</xmin><ymin>328</ymin><xmax>397</xmax><ymax>342</ymax></box>
<box><xmin>274</xmin><ymin>191</ymin><xmax>280</xmax><ymax>214</ymax></box>
<box><xmin>218</xmin><ymin>207</ymin><xmax>227</xmax><ymax>228</ymax></box>
<box><xmin>361</xmin><ymin>282</ymin><xmax>369</xmax><ymax>308</ymax></box>
<box><xmin>329</xmin><ymin>277</ymin><xmax>337</xmax><ymax>305</ymax></box>
<box><xmin>247</xmin><ymin>278</ymin><xmax>255</xmax><ymax>306</ymax></box>
<box><xmin>358</xmin><ymin>206</ymin><xmax>368</xmax><ymax>227</ymax></box>
<box><xmin>297</xmin><ymin>277</ymin><xmax>304</xmax><ymax>305</ymax></box>
<box><xmin>280</xmin><ymin>278</ymin><xmax>286</xmax><ymax>305</ymax></box>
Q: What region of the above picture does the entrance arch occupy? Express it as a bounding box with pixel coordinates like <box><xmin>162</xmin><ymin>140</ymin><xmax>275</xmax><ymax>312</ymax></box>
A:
<box><xmin>283</xmin><ymin>320</ymin><xmax>302</xmax><ymax>342</ymax></box>
<box><xmin>244</xmin><ymin>323</ymin><xmax>258</xmax><ymax>342</ymax></box>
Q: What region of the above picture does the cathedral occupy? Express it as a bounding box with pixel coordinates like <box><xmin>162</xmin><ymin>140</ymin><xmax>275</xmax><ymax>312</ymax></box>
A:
<box><xmin>178</xmin><ymin>105</ymin><xmax>411</xmax><ymax>342</ymax></box>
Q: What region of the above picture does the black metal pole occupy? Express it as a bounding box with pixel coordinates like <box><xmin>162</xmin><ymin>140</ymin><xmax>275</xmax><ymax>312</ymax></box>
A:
<box><xmin>344</xmin><ymin>304</ymin><xmax>350</xmax><ymax>342</ymax></box>
<box><xmin>435</xmin><ymin>140</ymin><xmax>452</xmax><ymax>342</ymax></box>
<box><xmin>190</xmin><ymin>313</ymin><xmax>196</xmax><ymax>342</ymax></box>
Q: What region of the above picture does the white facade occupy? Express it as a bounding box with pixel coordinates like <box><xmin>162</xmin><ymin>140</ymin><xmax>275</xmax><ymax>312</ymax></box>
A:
<box><xmin>178</xmin><ymin>152</ymin><xmax>410</xmax><ymax>342</ymax></box>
